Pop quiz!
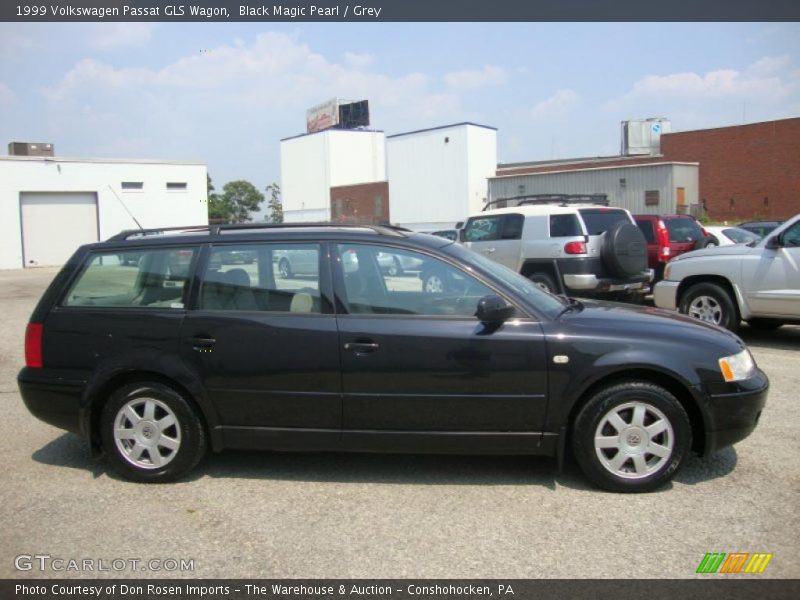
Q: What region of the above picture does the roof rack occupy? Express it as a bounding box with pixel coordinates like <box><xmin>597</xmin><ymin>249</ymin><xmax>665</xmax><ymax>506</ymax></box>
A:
<box><xmin>483</xmin><ymin>194</ymin><xmax>609</xmax><ymax>211</ymax></box>
<box><xmin>107</xmin><ymin>222</ymin><xmax>412</xmax><ymax>242</ymax></box>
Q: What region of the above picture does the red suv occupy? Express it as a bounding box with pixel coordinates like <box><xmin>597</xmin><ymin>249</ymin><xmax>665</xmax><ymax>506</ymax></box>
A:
<box><xmin>634</xmin><ymin>214</ymin><xmax>715</xmax><ymax>280</ymax></box>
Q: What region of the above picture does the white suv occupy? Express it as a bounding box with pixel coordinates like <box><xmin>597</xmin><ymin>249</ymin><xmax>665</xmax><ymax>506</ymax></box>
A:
<box><xmin>460</xmin><ymin>196</ymin><xmax>652</xmax><ymax>299</ymax></box>
<box><xmin>654</xmin><ymin>213</ymin><xmax>800</xmax><ymax>331</ymax></box>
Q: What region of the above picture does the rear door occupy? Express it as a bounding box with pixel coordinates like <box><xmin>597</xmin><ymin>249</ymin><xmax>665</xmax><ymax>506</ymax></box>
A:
<box><xmin>332</xmin><ymin>242</ymin><xmax>548</xmax><ymax>443</ymax></box>
<box><xmin>463</xmin><ymin>213</ymin><xmax>524</xmax><ymax>270</ymax></box>
<box><xmin>179</xmin><ymin>242</ymin><xmax>342</xmax><ymax>446</ymax></box>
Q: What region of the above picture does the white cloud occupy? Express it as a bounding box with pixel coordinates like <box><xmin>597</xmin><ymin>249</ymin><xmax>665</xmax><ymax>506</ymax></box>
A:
<box><xmin>531</xmin><ymin>89</ymin><xmax>579</xmax><ymax>118</ymax></box>
<box><xmin>444</xmin><ymin>65</ymin><xmax>508</xmax><ymax>89</ymax></box>
<box><xmin>87</xmin><ymin>23</ymin><xmax>156</xmax><ymax>50</ymax></box>
<box><xmin>0</xmin><ymin>82</ymin><xmax>14</xmax><ymax>109</ymax></box>
<box><xmin>343</xmin><ymin>51</ymin><xmax>375</xmax><ymax>69</ymax></box>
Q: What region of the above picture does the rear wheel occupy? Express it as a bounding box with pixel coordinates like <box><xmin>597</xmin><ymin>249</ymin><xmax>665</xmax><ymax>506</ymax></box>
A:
<box><xmin>101</xmin><ymin>382</ymin><xmax>206</xmax><ymax>483</ymax></box>
<box><xmin>572</xmin><ymin>381</ymin><xmax>691</xmax><ymax>493</ymax></box>
<box><xmin>679</xmin><ymin>281</ymin><xmax>740</xmax><ymax>331</ymax></box>
<box><xmin>527</xmin><ymin>272</ymin><xmax>558</xmax><ymax>294</ymax></box>
<box><xmin>278</xmin><ymin>257</ymin><xmax>292</xmax><ymax>278</ymax></box>
<box><xmin>423</xmin><ymin>272</ymin><xmax>447</xmax><ymax>293</ymax></box>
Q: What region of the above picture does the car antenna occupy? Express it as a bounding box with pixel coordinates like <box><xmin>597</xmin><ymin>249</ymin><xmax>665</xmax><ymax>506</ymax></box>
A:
<box><xmin>107</xmin><ymin>184</ymin><xmax>144</xmax><ymax>231</ymax></box>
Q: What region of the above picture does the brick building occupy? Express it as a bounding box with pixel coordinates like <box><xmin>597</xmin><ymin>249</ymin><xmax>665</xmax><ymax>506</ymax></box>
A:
<box><xmin>495</xmin><ymin>118</ymin><xmax>800</xmax><ymax>221</ymax></box>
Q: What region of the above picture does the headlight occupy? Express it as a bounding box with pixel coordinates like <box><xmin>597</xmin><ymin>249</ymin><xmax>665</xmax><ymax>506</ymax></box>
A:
<box><xmin>718</xmin><ymin>349</ymin><xmax>756</xmax><ymax>382</ymax></box>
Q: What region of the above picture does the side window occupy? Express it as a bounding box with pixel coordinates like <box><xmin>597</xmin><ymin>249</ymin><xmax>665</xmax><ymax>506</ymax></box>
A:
<box><xmin>549</xmin><ymin>214</ymin><xmax>582</xmax><ymax>237</ymax></box>
<box><xmin>464</xmin><ymin>216</ymin><xmax>502</xmax><ymax>242</ymax></box>
<box><xmin>501</xmin><ymin>214</ymin><xmax>524</xmax><ymax>240</ymax></box>
<box><xmin>781</xmin><ymin>222</ymin><xmax>800</xmax><ymax>247</ymax></box>
<box><xmin>636</xmin><ymin>220</ymin><xmax>656</xmax><ymax>243</ymax></box>
<box><xmin>337</xmin><ymin>244</ymin><xmax>497</xmax><ymax>317</ymax></box>
<box><xmin>201</xmin><ymin>243</ymin><xmax>327</xmax><ymax>313</ymax></box>
<box><xmin>64</xmin><ymin>248</ymin><xmax>196</xmax><ymax>308</ymax></box>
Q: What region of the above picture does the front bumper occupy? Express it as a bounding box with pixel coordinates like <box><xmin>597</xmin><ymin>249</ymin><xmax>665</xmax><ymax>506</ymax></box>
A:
<box><xmin>18</xmin><ymin>368</ymin><xmax>88</xmax><ymax>435</ymax></box>
<box><xmin>699</xmin><ymin>369</ymin><xmax>769</xmax><ymax>456</ymax></box>
<box><xmin>653</xmin><ymin>279</ymin><xmax>680</xmax><ymax>310</ymax></box>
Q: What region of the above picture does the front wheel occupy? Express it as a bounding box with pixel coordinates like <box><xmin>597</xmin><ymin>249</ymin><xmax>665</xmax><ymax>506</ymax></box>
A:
<box><xmin>679</xmin><ymin>281</ymin><xmax>740</xmax><ymax>331</ymax></box>
<box><xmin>527</xmin><ymin>272</ymin><xmax>558</xmax><ymax>294</ymax></box>
<box><xmin>422</xmin><ymin>272</ymin><xmax>447</xmax><ymax>294</ymax></box>
<box><xmin>100</xmin><ymin>382</ymin><xmax>206</xmax><ymax>483</ymax></box>
<box><xmin>572</xmin><ymin>381</ymin><xmax>692</xmax><ymax>493</ymax></box>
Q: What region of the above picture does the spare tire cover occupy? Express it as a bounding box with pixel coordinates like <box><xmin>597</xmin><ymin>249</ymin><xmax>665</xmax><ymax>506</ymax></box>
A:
<box><xmin>601</xmin><ymin>221</ymin><xmax>647</xmax><ymax>278</ymax></box>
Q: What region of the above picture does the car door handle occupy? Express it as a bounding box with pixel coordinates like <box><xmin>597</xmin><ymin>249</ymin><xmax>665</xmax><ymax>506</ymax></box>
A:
<box><xmin>344</xmin><ymin>342</ymin><xmax>379</xmax><ymax>354</ymax></box>
<box><xmin>483</xmin><ymin>247</ymin><xmax>496</xmax><ymax>254</ymax></box>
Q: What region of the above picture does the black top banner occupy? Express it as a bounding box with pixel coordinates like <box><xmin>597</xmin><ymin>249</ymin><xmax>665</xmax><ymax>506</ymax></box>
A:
<box><xmin>2</xmin><ymin>0</ymin><xmax>800</xmax><ymax>22</ymax></box>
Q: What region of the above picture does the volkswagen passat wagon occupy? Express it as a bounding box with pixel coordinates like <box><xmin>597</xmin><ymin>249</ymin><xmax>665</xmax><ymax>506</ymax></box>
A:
<box><xmin>18</xmin><ymin>223</ymin><xmax>768</xmax><ymax>492</ymax></box>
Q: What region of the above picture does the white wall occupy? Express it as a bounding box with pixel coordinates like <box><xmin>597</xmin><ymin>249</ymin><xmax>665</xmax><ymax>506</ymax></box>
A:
<box><xmin>387</xmin><ymin>123</ymin><xmax>497</xmax><ymax>229</ymax></box>
<box><xmin>0</xmin><ymin>156</ymin><xmax>207</xmax><ymax>269</ymax></box>
<box><xmin>280</xmin><ymin>129</ymin><xmax>386</xmax><ymax>223</ymax></box>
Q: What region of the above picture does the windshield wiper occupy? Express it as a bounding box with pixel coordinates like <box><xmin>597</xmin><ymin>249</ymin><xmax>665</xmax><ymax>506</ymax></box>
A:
<box><xmin>555</xmin><ymin>297</ymin><xmax>584</xmax><ymax>319</ymax></box>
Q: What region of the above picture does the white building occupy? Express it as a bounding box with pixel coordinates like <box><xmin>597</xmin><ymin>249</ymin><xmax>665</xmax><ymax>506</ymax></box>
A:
<box><xmin>386</xmin><ymin>123</ymin><xmax>498</xmax><ymax>230</ymax></box>
<box><xmin>0</xmin><ymin>155</ymin><xmax>208</xmax><ymax>269</ymax></box>
<box><xmin>280</xmin><ymin>129</ymin><xmax>386</xmax><ymax>222</ymax></box>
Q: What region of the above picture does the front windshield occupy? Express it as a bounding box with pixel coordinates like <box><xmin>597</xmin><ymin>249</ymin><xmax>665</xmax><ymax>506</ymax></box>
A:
<box><xmin>445</xmin><ymin>243</ymin><xmax>566</xmax><ymax>318</ymax></box>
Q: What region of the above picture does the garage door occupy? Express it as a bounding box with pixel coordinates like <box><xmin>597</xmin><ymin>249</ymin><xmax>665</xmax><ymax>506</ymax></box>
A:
<box><xmin>21</xmin><ymin>192</ymin><xmax>99</xmax><ymax>267</ymax></box>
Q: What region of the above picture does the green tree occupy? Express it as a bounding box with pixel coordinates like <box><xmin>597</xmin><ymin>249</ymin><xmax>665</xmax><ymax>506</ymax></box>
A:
<box><xmin>221</xmin><ymin>180</ymin><xmax>264</xmax><ymax>223</ymax></box>
<box><xmin>265</xmin><ymin>182</ymin><xmax>284</xmax><ymax>224</ymax></box>
<box><xmin>206</xmin><ymin>174</ymin><xmax>232</xmax><ymax>222</ymax></box>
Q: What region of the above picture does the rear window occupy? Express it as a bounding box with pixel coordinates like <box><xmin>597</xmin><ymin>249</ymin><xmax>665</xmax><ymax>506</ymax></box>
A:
<box><xmin>636</xmin><ymin>220</ymin><xmax>656</xmax><ymax>243</ymax></box>
<box><xmin>64</xmin><ymin>248</ymin><xmax>196</xmax><ymax>308</ymax></box>
<box><xmin>578</xmin><ymin>209</ymin><xmax>631</xmax><ymax>235</ymax></box>
<box><xmin>665</xmin><ymin>217</ymin><xmax>703</xmax><ymax>242</ymax></box>
<box><xmin>549</xmin><ymin>214</ymin><xmax>582</xmax><ymax>237</ymax></box>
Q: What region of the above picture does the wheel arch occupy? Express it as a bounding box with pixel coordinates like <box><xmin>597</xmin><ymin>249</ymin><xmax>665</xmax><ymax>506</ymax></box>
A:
<box><xmin>565</xmin><ymin>367</ymin><xmax>707</xmax><ymax>456</ymax></box>
<box><xmin>83</xmin><ymin>369</ymin><xmax>221</xmax><ymax>455</ymax></box>
<box><xmin>676</xmin><ymin>274</ymin><xmax>747</xmax><ymax>319</ymax></box>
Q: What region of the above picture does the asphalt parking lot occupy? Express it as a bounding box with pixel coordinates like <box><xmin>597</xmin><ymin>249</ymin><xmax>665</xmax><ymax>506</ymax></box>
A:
<box><xmin>1</xmin><ymin>267</ymin><xmax>798</xmax><ymax>579</ymax></box>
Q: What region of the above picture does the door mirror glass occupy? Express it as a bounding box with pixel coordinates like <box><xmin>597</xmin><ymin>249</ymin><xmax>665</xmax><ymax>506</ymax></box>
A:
<box><xmin>475</xmin><ymin>294</ymin><xmax>515</xmax><ymax>323</ymax></box>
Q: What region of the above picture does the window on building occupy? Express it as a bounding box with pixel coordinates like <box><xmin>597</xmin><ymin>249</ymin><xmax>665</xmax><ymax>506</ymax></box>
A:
<box><xmin>121</xmin><ymin>181</ymin><xmax>144</xmax><ymax>191</ymax></box>
<box><xmin>166</xmin><ymin>182</ymin><xmax>187</xmax><ymax>191</ymax></box>
<box><xmin>645</xmin><ymin>190</ymin><xmax>660</xmax><ymax>206</ymax></box>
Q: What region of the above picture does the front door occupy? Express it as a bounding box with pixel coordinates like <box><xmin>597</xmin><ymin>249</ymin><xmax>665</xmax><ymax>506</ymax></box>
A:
<box><xmin>180</xmin><ymin>242</ymin><xmax>341</xmax><ymax>447</ymax></box>
<box><xmin>332</xmin><ymin>243</ymin><xmax>548</xmax><ymax>447</ymax></box>
<box><xmin>742</xmin><ymin>221</ymin><xmax>800</xmax><ymax>317</ymax></box>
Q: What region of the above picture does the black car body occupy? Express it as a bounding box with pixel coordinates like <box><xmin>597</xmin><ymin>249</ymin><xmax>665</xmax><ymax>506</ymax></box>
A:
<box><xmin>18</xmin><ymin>223</ymin><xmax>767</xmax><ymax>492</ymax></box>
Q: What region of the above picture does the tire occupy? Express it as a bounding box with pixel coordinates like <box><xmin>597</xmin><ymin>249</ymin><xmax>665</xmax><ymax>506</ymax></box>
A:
<box><xmin>695</xmin><ymin>236</ymin><xmax>717</xmax><ymax>249</ymax></box>
<box><xmin>572</xmin><ymin>381</ymin><xmax>692</xmax><ymax>493</ymax></box>
<box><xmin>601</xmin><ymin>222</ymin><xmax>648</xmax><ymax>278</ymax></box>
<box><xmin>679</xmin><ymin>281</ymin><xmax>740</xmax><ymax>331</ymax></box>
<box><xmin>422</xmin><ymin>272</ymin><xmax>447</xmax><ymax>294</ymax></box>
<box><xmin>527</xmin><ymin>272</ymin><xmax>558</xmax><ymax>294</ymax></box>
<box><xmin>100</xmin><ymin>382</ymin><xmax>206</xmax><ymax>483</ymax></box>
<box><xmin>747</xmin><ymin>318</ymin><xmax>783</xmax><ymax>331</ymax></box>
<box><xmin>278</xmin><ymin>257</ymin><xmax>292</xmax><ymax>278</ymax></box>
<box><xmin>387</xmin><ymin>257</ymin><xmax>402</xmax><ymax>277</ymax></box>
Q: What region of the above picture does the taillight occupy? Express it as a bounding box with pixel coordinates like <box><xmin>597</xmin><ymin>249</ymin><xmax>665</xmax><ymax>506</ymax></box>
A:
<box><xmin>564</xmin><ymin>241</ymin><xmax>587</xmax><ymax>254</ymax></box>
<box><xmin>25</xmin><ymin>322</ymin><xmax>43</xmax><ymax>368</ymax></box>
<box><xmin>656</xmin><ymin>220</ymin><xmax>671</xmax><ymax>261</ymax></box>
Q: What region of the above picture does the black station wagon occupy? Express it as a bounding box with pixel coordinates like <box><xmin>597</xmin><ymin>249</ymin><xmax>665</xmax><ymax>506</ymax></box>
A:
<box><xmin>19</xmin><ymin>223</ymin><xmax>768</xmax><ymax>492</ymax></box>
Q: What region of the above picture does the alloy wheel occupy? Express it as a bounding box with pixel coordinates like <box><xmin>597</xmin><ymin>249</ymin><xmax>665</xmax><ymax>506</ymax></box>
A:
<box><xmin>688</xmin><ymin>295</ymin><xmax>723</xmax><ymax>324</ymax></box>
<box><xmin>113</xmin><ymin>397</ymin><xmax>182</xmax><ymax>470</ymax></box>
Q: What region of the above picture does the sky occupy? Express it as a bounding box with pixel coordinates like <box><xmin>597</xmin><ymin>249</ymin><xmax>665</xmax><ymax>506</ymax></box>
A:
<box><xmin>1</xmin><ymin>22</ymin><xmax>799</xmax><ymax>199</ymax></box>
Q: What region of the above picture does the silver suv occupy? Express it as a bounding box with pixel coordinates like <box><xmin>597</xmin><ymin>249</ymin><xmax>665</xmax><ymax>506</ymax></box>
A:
<box><xmin>654</xmin><ymin>213</ymin><xmax>800</xmax><ymax>331</ymax></box>
<box><xmin>461</xmin><ymin>196</ymin><xmax>652</xmax><ymax>299</ymax></box>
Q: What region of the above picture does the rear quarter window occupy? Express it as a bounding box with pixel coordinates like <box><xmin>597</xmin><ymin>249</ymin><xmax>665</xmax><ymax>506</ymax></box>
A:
<box><xmin>549</xmin><ymin>214</ymin><xmax>582</xmax><ymax>237</ymax></box>
<box><xmin>64</xmin><ymin>248</ymin><xmax>196</xmax><ymax>308</ymax></box>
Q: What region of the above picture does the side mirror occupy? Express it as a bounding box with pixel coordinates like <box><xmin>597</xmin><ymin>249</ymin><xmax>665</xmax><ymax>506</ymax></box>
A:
<box><xmin>458</xmin><ymin>229</ymin><xmax>466</xmax><ymax>242</ymax></box>
<box><xmin>765</xmin><ymin>235</ymin><xmax>782</xmax><ymax>250</ymax></box>
<box><xmin>475</xmin><ymin>294</ymin><xmax>514</xmax><ymax>324</ymax></box>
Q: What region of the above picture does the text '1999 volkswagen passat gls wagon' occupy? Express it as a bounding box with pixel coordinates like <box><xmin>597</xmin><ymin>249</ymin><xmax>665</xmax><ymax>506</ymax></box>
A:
<box><xmin>18</xmin><ymin>223</ymin><xmax>768</xmax><ymax>492</ymax></box>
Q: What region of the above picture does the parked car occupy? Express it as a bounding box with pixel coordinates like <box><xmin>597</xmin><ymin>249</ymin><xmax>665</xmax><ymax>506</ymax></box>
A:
<box><xmin>461</xmin><ymin>195</ymin><xmax>652</xmax><ymax>300</ymax></box>
<box><xmin>274</xmin><ymin>247</ymin><xmax>318</xmax><ymax>278</ymax></box>
<box><xmin>737</xmin><ymin>220</ymin><xmax>784</xmax><ymax>238</ymax></box>
<box><xmin>376</xmin><ymin>251</ymin><xmax>424</xmax><ymax>276</ymax></box>
<box><xmin>654</xmin><ymin>214</ymin><xmax>800</xmax><ymax>331</ymax></box>
<box><xmin>430</xmin><ymin>229</ymin><xmax>458</xmax><ymax>241</ymax></box>
<box><xmin>634</xmin><ymin>214</ymin><xmax>716</xmax><ymax>281</ymax></box>
<box><xmin>19</xmin><ymin>222</ymin><xmax>767</xmax><ymax>492</ymax></box>
<box><xmin>703</xmin><ymin>226</ymin><xmax>761</xmax><ymax>246</ymax></box>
